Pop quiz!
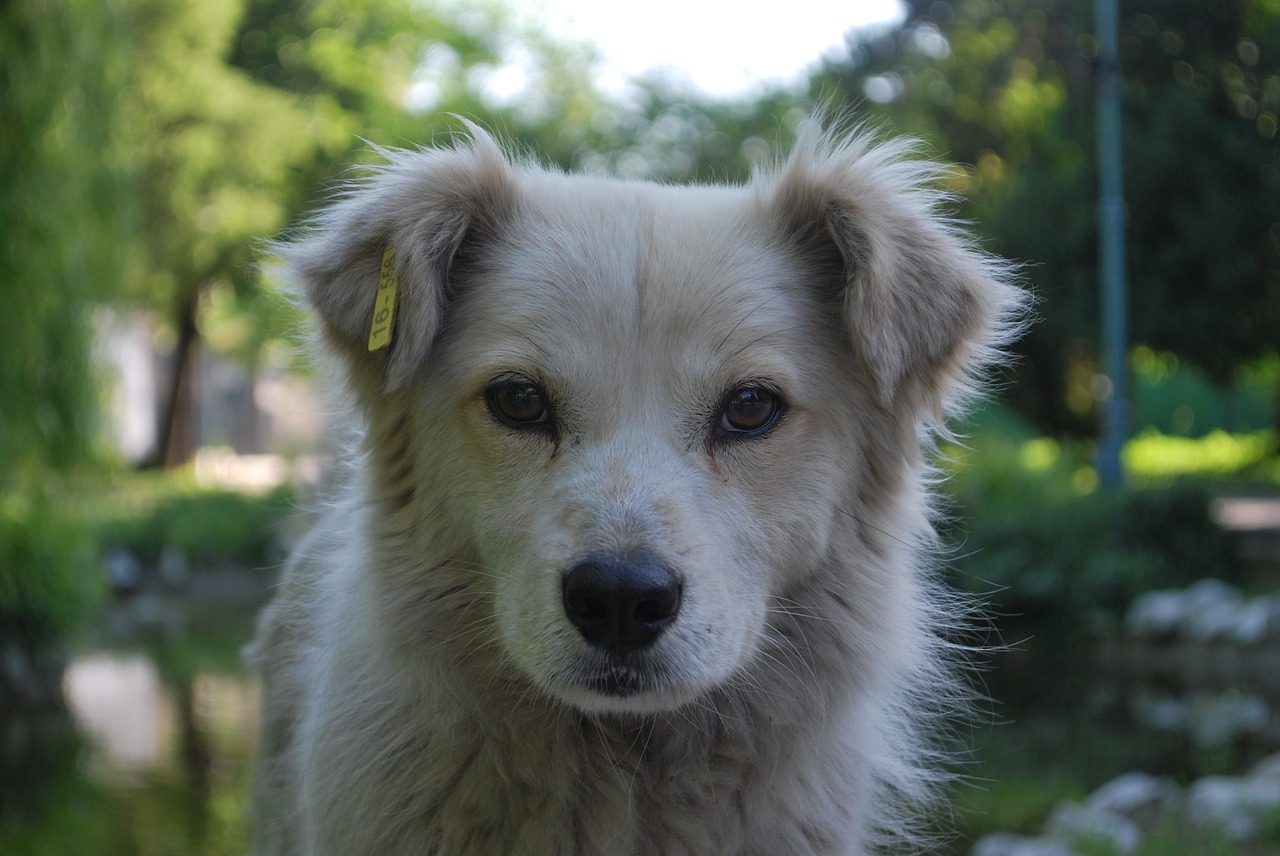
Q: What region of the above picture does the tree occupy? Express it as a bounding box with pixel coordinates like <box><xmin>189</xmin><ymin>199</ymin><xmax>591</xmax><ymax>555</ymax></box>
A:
<box><xmin>813</xmin><ymin>0</ymin><xmax>1280</xmax><ymax>434</ymax></box>
<box><xmin>0</xmin><ymin>0</ymin><xmax>132</xmax><ymax>688</ymax></box>
<box><xmin>564</xmin><ymin>75</ymin><xmax>815</xmax><ymax>183</ymax></box>
<box><xmin>1122</xmin><ymin>0</ymin><xmax>1280</xmax><ymax>387</ymax></box>
<box><xmin>114</xmin><ymin>0</ymin><xmax>319</xmax><ymax>465</ymax></box>
<box><xmin>230</xmin><ymin>0</ymin><xmax>627</xmax><ymax>171</ymax></box>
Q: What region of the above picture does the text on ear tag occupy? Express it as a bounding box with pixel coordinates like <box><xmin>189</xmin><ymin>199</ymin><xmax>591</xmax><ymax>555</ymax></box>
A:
<box><xmin>368</xmin><ymin>244</ymin><xmax>399</xmax><ymax>352</ymax></box>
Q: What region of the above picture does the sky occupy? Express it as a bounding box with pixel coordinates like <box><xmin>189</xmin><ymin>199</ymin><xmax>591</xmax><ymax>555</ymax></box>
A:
<box><xmin>530</xmin><ymin>0</ymin><xmax>906</xmax><ymax>98</ymax></box>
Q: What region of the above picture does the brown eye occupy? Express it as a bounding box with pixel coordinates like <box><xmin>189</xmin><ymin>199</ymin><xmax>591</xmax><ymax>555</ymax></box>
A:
<box><xmin>718</xmin><ymin>386</ymin><xmax>782</xmax><ymax>437</ymax></box>
<box><xmin>486</xmin><ymin>380</ymin><xmax>550</xmax><ymax>430</ymax></box>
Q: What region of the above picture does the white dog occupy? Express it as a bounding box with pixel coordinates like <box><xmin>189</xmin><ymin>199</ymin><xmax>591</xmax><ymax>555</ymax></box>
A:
<box><xmin>249</xmin><ymin>120</ymin><xmax>1023</xmax><ymax>855</ymax></box>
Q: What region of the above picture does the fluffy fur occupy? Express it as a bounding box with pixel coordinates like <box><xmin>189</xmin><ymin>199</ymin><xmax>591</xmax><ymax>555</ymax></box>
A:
<box><xmin>249</xmin><ymin>120</ymin><xmax>1024</xmax><ymax>855</ymax></box>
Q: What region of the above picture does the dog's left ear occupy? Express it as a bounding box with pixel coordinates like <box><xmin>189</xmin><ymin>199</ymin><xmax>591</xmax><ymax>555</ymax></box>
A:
<box><xmin>766</xmin><ymin>130</ymin><xmax>1020</xmax><ymax>410</ymax></box>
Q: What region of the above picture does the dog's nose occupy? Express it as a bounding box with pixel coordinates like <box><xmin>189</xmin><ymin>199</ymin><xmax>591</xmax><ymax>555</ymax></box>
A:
<box><xmin>562</xmin><ymin>557</ymin><xmax>682</xmax><ymax>654</ymax></box>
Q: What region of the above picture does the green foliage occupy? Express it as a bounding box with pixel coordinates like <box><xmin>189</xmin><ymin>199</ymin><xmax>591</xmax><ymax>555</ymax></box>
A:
<box><xmin>116</xmin><ymin>0</ymin><xmax>322</xmax><ymax>365</ymax></box>
<box><xmin>812</xmin><ymin>0</ymin><xmax>1280</xmax><ymax>434</ymax></box>
<box><xmin>0</xmin><ymin>725</ymin><xmax>109</xmax><ymax>856</ymax></box>
<box><xmin>957</xmin><ymin>704</ymin><xmax>1280</xmax><ymax>852</ymax></box>
<box><xmin>1132</xmin><ymin>347</ymin><xmax>1276</xmax><ymax>437</ymax></box>
<box><xmin>564</xmin><ymin>81</ymin><xmax>815</xmax><ymax>183</ymax></box>
<box><xmin>228</xmin><ymin>0</ymin><xmax>612</xmax><ymax>173</ymax></box>
<box><xmin>0</xmin><ymin>492</ymin><xmax>103</xmax><ymax>649</ymax></box>
<box><xmin>957</xmin><ymin>712</ymin><xmax>1151</xmax><ymax>843</ymax></box>
<box><xmin>946</xmin><ymin>476</ymin><xmax>1236</xmax><ymax>614</ymax></box>
<box><xmin>0</xmin><ymin>0</ymin><xmax>129</xmax><ymax>476</ymax></box>
<box><xmin>942</xmin><ymin>408</ymin><xmax>1242</xmax><ymax>616</ymax></box>
<box><xmin>85</xmin><ymin>470</ymin><xmax>295</xmax><ymax>566</ymax></box>
<box><xmin>0</xmin><ymin>0</ymin><xmax>130</xmax><ymax>650</ymax></box>
<box><xmin>957</xmin><ymin>776</ymin><xmax>1079</xmax><ymax>842</ymax></box>
<box><xmin>0</xmin><ymin>468</ymin><xmax>292</xmax><ymax>651</ymax></box>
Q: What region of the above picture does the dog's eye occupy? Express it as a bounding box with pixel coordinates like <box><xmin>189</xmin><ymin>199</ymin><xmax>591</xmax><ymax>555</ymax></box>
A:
<box><xmin>718</xmin><ymin>386</ymin><xmax>781</xmax><ymax>437</ymax></box>
<box><xmin>486</xmin><ymin>380</ymin><xmax>551</xmax><ymax>430</ymax></box>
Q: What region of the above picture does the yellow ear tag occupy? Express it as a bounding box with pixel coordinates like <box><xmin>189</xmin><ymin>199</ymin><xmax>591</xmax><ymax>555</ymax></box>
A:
<box><xmin>368</xmin><ymin>244</ymin><xmax>399</xmax><ymax>352</ymax></box>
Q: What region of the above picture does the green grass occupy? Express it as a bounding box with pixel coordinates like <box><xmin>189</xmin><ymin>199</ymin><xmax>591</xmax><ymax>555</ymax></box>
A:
<box><xmin>1125</xmin><ymin>429</ymin><xmax>1280</xmax><ymax>482</ymax></box>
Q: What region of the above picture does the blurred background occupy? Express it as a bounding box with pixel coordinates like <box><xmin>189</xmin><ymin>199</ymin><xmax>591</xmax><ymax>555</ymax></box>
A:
<box><xmin>2</xmin><ymin>0</ymin><xmax>1279</xmax><ymax>853</ymax></box>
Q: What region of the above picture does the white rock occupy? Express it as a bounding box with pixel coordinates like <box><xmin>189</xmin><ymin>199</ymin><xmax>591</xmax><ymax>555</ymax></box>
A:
<box><xmin>1130</xmin><ymin>687</ymin><xmax>1189</xmax><ymax>731</ymax></box>
<box><xmin>1087</xmin><ymin>771</ymin><xmax>1181</xmax><ymax>825</ymax></box>
<box><xmin>102</xmin><ymin>547</ymin><xmax>143</xmax><ymax>592</ymax></box>
<box><xmin>1188</xmin><ymin>693</ymin><xmax>1269</xmax><ymax>747</ymax></box>
<box><xmin>1252</xmin><ymin>751</ymin><xmax>1280</xmax><ymax>783</ymax></box>
<box><xmin>972</xmin><ymin>832</ymin><xmax>1079</xmax><ymax>856</ymax></box>
<box><xmin>1124</xmin><ymin>590</ymin><xmax>1189</xmax><ymax>639</ymax></box>
<box><xmin>158</xmin><ymin>544</ymin><xmax>190</xmax><ymax>589</ymax></box>
<box><xmin>1045</xmin><ymin>801</ymin><xmax>1143</xmax><ymax>853</ymax></box>
<box><xmin>1185</xmin><ymin>578</ymin><xmax>1243</xmax><ymax>608</ymax></box>
<box><xmin>1232</xmin><ymin>595</ymin><xmax>1280</xmax><ymax>644</ymax></box>
<box><xmin>1180</xmin><ymin>580</ymin><xmax>1242</xmax><ymax>638</ymax></box>
<box><xmin>1183</xmin><ymin>595</ymin><xmax>1245</xmax><ymax>641</ymax></box>
<box><xmin>1187</xmin><ymin>774</ymin><xmax>1280</xmax><ymax>840</ymax></box>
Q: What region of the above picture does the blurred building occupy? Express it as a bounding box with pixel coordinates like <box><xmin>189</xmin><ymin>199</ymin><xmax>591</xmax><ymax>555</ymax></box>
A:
<box><xmin>95</xmin><ymin>309</ymin><xmax>324</xmax><ymax>468</ymax></box>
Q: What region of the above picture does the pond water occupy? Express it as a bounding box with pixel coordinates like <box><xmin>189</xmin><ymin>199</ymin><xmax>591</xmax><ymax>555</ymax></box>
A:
<box><xmin>1</xmin><ymin>591</ymin><xmax>263</xmax><ymax>856</ymax></box>
<box><xmin>2</xmin><ymin>592</ymin><xmax>1278</xmax><ymax>855</ymax></box>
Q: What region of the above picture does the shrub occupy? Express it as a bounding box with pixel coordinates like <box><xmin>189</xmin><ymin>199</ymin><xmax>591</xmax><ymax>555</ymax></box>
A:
<box><xmin>939</xmin><ymin>404</ymin><xmax>1253</xmax><ymax>617</ymax></box>
<box><xmin>0</xmin><ymin>494</ymin><xmax>101</xmax><ymax>647</ymax></box>
<box><xmin>942</xmin><ymin>475</ymin><xmax>1237</xmax><ymax>617</ymax></box>
<box><xmin>91</xmin><ymin>481</ymin><xmax>296</xmax><ymax>567</ymax></box>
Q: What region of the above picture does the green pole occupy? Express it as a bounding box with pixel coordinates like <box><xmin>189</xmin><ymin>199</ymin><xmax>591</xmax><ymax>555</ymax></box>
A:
<box><xmin>1096</xmin><ymin>0</ymin><xmax>1128</xmax><ymax>485</ymax></box>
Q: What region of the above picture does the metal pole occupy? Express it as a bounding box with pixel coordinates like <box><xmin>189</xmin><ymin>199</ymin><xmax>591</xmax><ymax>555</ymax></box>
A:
<box><xmin>1096</xmin><ymin>0</ymin><xmax>1128</xmax><ymax>486</ymax></box>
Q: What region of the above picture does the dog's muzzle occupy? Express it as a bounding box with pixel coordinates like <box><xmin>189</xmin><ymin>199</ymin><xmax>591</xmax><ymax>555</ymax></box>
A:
<box><xmin>561</xmin><ymin>555</ymin><xmax>683</xmax><ymax>654</ymax></box>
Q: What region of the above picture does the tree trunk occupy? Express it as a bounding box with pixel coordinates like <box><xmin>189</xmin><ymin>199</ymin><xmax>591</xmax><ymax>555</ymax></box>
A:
<box><xmin>147</xmin><ymin>290</ymin><xmax>200</xmax><ymax>468</ymax></box>
<box><xmin>1273</xmin><ymin>378</ymin><xmax>1280</xmax><ymax>439</ymax></box>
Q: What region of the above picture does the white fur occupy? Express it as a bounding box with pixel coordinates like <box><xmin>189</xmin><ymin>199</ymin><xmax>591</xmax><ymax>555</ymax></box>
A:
<box><xmin>248</xmin><ymin>121</ymin><xmax>1025</xmax><ymax>855</ymax></box>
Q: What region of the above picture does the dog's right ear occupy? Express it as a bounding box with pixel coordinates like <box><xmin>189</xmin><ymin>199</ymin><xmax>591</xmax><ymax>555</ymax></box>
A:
<box><xmin>278</xmin><ymin>128</ymin><xmax>517</xmax><ymax>393</ymax></box>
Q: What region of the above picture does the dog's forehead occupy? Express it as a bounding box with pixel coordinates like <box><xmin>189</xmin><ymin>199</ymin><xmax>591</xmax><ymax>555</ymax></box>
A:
<box><xmin>441</xmin><ymin>176</ymin><xmax>833</xmax><ymax>386</ymax></box>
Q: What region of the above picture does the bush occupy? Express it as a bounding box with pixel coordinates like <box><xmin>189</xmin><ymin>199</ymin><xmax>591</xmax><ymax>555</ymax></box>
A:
<box><xmin>940</xmin><ymin>421</ymin><xmax>1240</xmax><ymax>619</ymax></box>
<box><xmin>0</xmin><ymin>489</ymin><xmax>105</xmax><ymax>707</ymax></box>
<box><xmin>0</xmin><ymin>492</ymin><xmax>103</xmax><ymax>651</ymax></box>
<box><xmin>90</xmin><ymin>479</ymin><xmax>296</xmax><ymax>567</ymax></box>
<box><xmin>1</xmin><ymin>470</ymin><xmax>294</xmax><ymax>654</ymax></box>
<box><xmin>943</xmin><ymin>481</ymin><xmax>1236</xmax><ymax>616</ymax></box>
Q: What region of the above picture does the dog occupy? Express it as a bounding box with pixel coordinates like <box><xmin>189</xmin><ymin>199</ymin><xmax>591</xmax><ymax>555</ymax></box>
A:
<box><xmin>248</xmin><ymin>119</ymin><xmax>1023</xmax><ymax>855</ymax></box>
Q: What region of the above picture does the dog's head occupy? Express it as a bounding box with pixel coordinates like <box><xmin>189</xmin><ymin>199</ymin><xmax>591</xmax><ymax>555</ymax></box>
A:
<box><xmin>281</xmin><ymin>123</ymin><xmax>1020</xmax><ymax>715</ymax></box>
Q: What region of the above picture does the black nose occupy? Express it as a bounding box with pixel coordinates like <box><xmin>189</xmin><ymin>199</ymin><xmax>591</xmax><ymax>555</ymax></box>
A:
<box><xmin>562</xmin><ymin>556</ymin><xmax>682</xmax><ymax>654</ymax></box>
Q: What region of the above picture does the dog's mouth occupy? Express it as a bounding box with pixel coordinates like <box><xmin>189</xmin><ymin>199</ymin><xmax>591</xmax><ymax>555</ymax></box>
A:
<box><xmin>548</xmin><ymin>651</ymin><xmax>699</xmax><ymax>714</ymax></box>
<box><xmin>580</xmin><ymin>657</ymin><xmax>654</xmax><ymax>698</ymax></box>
